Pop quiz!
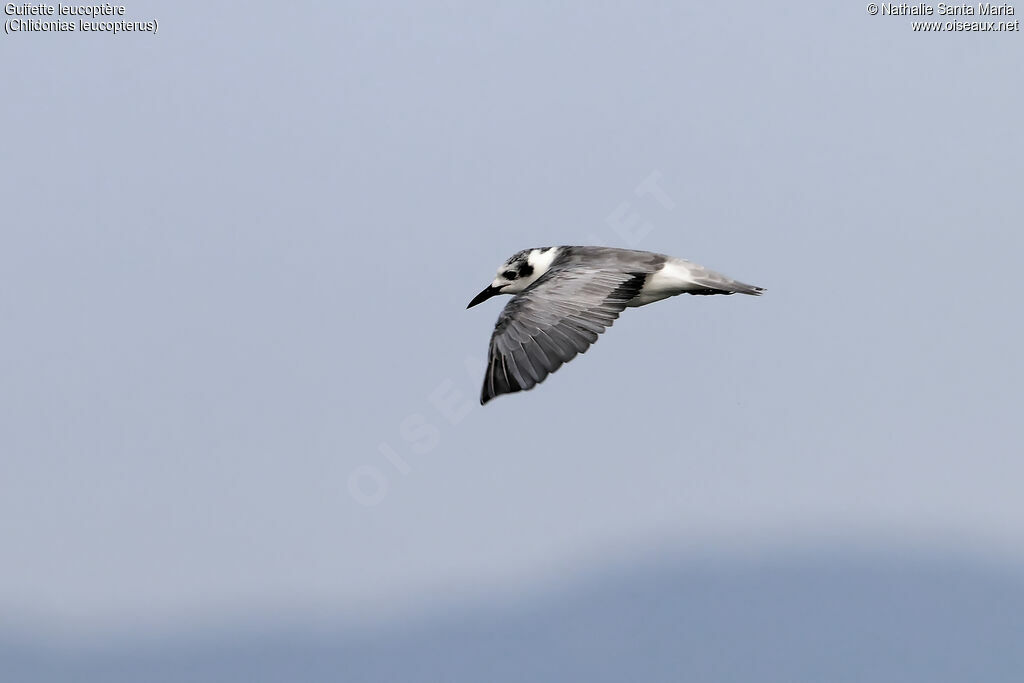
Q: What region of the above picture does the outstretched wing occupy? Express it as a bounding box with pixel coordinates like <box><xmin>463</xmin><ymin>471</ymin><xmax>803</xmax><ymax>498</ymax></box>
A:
<box><xmin>480</xmin><ymin>267</ymin><xmax>646</xmax><ymax>404</ymax></box>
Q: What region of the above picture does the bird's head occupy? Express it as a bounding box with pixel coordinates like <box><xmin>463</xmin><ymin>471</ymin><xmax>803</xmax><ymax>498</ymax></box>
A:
<box><xmin>467</xmin><ymin>247</ymin><xmax>559</xmax><ymax>308</ymax></box>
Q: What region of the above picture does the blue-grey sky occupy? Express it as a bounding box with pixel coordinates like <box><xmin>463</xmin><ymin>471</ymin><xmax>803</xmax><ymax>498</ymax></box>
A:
<box><xmin>2</xmin><ymin>0</ymin><xmax>1022</xmax><ymax>658</ymax></box>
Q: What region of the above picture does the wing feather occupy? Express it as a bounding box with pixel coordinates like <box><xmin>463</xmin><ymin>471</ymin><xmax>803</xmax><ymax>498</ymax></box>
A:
<box><xmin>480</xmin><ymin>266</ymin><xmax>647</xmax><ymax>404</ymax></box>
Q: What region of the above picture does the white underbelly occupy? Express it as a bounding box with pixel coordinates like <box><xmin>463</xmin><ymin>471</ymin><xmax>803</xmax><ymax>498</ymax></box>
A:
<box><xmin>629</xmin><ymin>261</ymin><xmax>697</xmax><ymax>307</ymax></box>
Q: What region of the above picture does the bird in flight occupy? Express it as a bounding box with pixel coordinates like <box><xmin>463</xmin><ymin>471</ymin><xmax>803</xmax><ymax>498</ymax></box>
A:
<box><xmin>467</xmin><ymin>246</ymin><xmax>763</xmax><ymax>404</ymax></box>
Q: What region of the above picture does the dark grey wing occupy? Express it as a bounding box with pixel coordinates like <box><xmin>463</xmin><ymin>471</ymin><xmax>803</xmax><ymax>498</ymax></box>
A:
<box><xmin>481</xmin><ymin>268</ymin><xmax>646</xmax><ymax>404</ymax></box>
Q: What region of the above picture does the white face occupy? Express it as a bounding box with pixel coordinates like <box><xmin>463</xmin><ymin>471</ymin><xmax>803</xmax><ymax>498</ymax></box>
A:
<box><xmin>490</xmin><ymin>247</ymin><xmax>558</xmax><ymax>294</ymax></box>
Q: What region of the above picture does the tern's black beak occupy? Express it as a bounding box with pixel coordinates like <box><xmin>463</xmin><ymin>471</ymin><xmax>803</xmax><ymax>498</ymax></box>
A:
<box><xmin>467</xmin><ymin>284</ymin><xmax>502</xmax><ymax>308</ymax></box>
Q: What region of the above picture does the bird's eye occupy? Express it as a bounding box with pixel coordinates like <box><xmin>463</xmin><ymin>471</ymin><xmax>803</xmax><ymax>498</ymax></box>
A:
<box><xmin>502</xmin><ymin>270</ymin><xmax>517</xmax><ymax>280</ymax></box>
